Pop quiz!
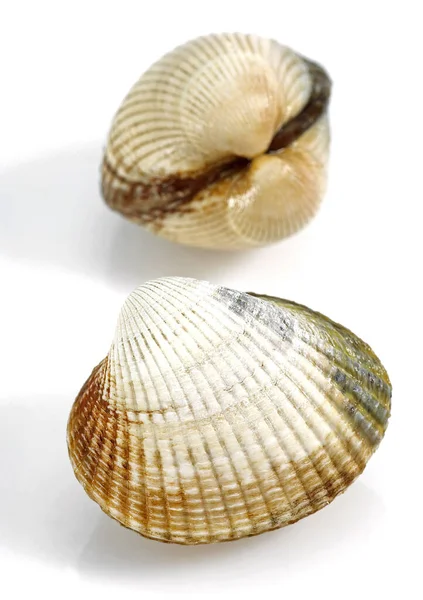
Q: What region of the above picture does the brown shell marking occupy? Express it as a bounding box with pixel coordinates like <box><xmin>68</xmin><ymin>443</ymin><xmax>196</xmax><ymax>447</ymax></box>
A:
<box><xmin>68</xmin><ymin>357</ymin><xmax>367</xmax><ymax>544</ymax></box>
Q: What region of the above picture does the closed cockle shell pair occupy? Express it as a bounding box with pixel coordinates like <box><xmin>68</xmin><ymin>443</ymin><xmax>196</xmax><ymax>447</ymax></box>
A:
<box><xmin>102</xmin><ymin>33</ymin><xmax>331</xmax><ymax>249</ymax></box>
<box><xmin>67</xmin><ymin>278</ymin><xmax>391</xmax><ymax>545</ymax></box>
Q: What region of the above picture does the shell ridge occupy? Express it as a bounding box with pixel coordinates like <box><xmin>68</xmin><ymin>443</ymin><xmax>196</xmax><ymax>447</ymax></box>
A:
<box><xmin>114</xmin><ymin>128</ymin><xmax>186</xmax><ymax>152</ymax></box>
<box><xmin>242</xmin><ymin>33</ymin><xmax>258</xmax><ymax>54</ymax></box>
<box><xmin>115</xmin><ymin>299</ymin><xmax>169</xmax><ymax>535</ymax></box>
<box><xmin>183</xmin><ymin>294</ymin><xmax>365</xmax><ymax>479</ymax></box>
<box><xmin>67</xmin><ymin>363</ymin><xmax>101</xmax><ymax>475</ymax></box>
<box><xmin>142</xmin><ymin>292</ymin><xmax>266</xmax><ymax>540</ymax></box>
<box><xmin>284</xmin><ymin>343</ymin><xmax>381</xmax><ymax>455</ymax></box>
<box><xmin>260</xmin><ymin>386</ymin><xmax>331</xmax><ymax>511</ymax></box>
<box><xmin>140</xmin><ymin>284</ymin><xmax>295</xmax><ymax>530</ymax></box>
<box><xmin>101</xmin><ymin>368</ymin><xmax>121</xmax><ymax>521</ymax></box>
<box><xmin>212</xmin><ymin>288</ymin><xmax>387</xmax><ymax>454</ymax></box>
<box><xmin>243</xmin><ymin>329</ymin><xmax>358</xmax><ymax>494</ymax></box>
<box><xmin>228</xmin><ymin>291</ymin><xmax>390</xmax><ymax>401</ymax></box>
<box><xmin>131</xmin><ymin>287</ymin><xmax>249</xmax><ymax>540</ymax></box>
<box><xmin>102</xmin><ymin>318</ymin><xmax>134</xmax><ymax>524</ymax></box>
<box><xmin>269</xmin><ymin>356</ymin><xmax>363</xmax><ymax>487</ymax></box>
<box><xmin>66</xmin><ymin>363</ymin><xmax>94</xmax><ymax>477</ymax></box>
<box><xmin>118</xmin><ymin>302</ymin><xmax>157</xmax><ymax>529</ymax></box>
<box><xmin>330</xmin><ymin>366</ymin><xmax>389</xmax><ymax>431</ymax></box>
<box><xmin>275</xmin><ymin>52</ymin><xmax>309</xmax><ymax>119</ymax></box>
<box><xmin>287</xmin><ymin>318</ymin><xmax>390</xmax><ymax>399</ymax></box>
<box><xmin>237</xmin><ymin>319</ymin><xmax>378</xmax><ymax>485</ymax></box>
<box><xmin>250</xmin><ymin>292</ymin><xmax>390</xmax><ymax>426</ymax></box>
<box><xmin>185</xmin><ymin>291</ymin><xmax>333</xmax><ymax>515</ymax></box>
<box><xmin>70</xmin><ymin>359</ymin><xmax>110</xmax><ymax>478</ymax></box>
<box><xmin>105</xmin><ymin>337</ymin><xmax>129</xmax><ymax>516</ymax></box>
<box><xmin>140</xmin><ymin>283</ymin><xmax>278</xmax><ymax>537</ymax></box>
<box><xmin>185</xmin><ymin>293</ymin><xmax>342</xmax><ymax>509</ymax></box>
<box><xmin>73</xmin><ymin>360</ymin><xmax>116</xmax><ymax>509</ymax></box>
<box><xmin>285</xmin><ymin>334</ymin><xmax>388</xmax><ymax>443</ymax></box>
<box><xmin>119</xmin><ymin>377</ymin><xmax>133</xmax><ymax>529</ymax></box>
<box><xmin>126</xmin><ymin>293</ymin><xmax>236</xmax><ymax>543</ymax></box>
<box><xmin>123</xmin><ymin>294</ymin><xmax>183</xmax><ymax>540</ymax></box>
<box><xmin>246</xmin><ymin>294</ymin><xmax>391</xmax><ymax>420</ymax></box>
<box><xmin>145</xmin><ymin>281</ymin><xmax>321</xmax><ymax>519</ymax></box>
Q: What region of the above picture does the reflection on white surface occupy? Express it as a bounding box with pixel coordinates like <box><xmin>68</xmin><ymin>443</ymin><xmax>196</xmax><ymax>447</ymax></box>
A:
<box><xmin>0</xmin><ymin>146</ymin><xmax>252</xmax><ymax>292</ymax></box>
<box><xmin>0</xmin><ymin>395</ymin><xmax>384</xmax><ymax>585</ymax></box>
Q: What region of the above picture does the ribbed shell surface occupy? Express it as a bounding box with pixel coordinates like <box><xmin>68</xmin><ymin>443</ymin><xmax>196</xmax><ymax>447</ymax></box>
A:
<box><xmin>102</xmin><ymin>34</ymin><xmax>331</xmax><ymax>249</ymax></box>
<box><xmin>67</xmin><ymin>278</ymin><xmax>391</xmax><ymax>544</ymax></box>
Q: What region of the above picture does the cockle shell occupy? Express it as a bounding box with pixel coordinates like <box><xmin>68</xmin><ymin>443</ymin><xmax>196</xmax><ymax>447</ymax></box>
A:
<box><xmin>102</xmin><ymin>33</ymin><xmax>331</xmax><ymax>249</ymax></box>
<box><xmin>67</xmin><ymin>278</ymin><xmax>391</xmax><ymax>544</ymax></box>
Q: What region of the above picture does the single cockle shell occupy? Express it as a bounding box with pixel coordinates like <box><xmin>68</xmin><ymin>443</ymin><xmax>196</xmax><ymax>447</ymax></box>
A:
<box><xmin>102</xmin><ymin>33</ymin><xmax>331</xmax><ymax>249</ymax></box>
<box><xmin>67</xmin><ymin>278</ymin><xmax>391</xmax><ymax>544</ymax></box>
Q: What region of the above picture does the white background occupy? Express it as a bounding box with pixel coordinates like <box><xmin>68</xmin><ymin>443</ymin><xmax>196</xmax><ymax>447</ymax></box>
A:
<box><xmin>1</xmin><ymin>1</ymin><xmax>422</xmax><ymax>598</ymax></box>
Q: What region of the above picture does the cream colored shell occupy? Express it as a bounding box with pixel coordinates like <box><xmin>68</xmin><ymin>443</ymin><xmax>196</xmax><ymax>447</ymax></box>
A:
<box><xmin>102</xmin><ymin>34</ymin><xmax>331</xmax><ymax>249</ymax></box>
<box><xmin>68</xmin><ymin>278</ymin><xmax>391</xmax><ymax>544</ymax></box>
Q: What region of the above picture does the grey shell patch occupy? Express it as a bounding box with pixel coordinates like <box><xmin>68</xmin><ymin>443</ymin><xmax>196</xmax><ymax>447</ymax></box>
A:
<box><xmin>215</xmin><ymin>285</ymin><xmax>389</xmax><ymax>446</ymax></box>
<box><xmin>215</xmin><ymin>286</ymin><xmax>294</xmax><ymax>344</ymax></box>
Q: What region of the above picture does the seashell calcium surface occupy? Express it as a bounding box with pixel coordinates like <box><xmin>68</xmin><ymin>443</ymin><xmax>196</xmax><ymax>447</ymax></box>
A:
<box><xmin>67</xmin><ymin>278</ymin><xmax>391</xmax><ymax>544</ymax></box>
<box><xmin>102</xmin><ymin>33</ymin><xmax>331</xmax><ymax>249</ymax></box>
